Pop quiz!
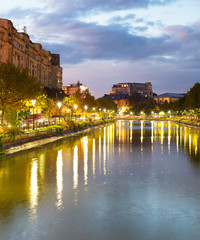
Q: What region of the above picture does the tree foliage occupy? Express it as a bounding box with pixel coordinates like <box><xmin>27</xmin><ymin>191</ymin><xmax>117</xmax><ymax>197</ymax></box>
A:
<box><xmin>128</xmin><ymin>92</ymin><xmax>145</xmax><ymax>106</ymax></box>
<box><xmin>132</xmin><ymin>98</ymin><xmax>157</xmax><ymax>115</ymax></box>
<box><xmin>184</xmin><ymin>83</ymin><xmax>200</xmax><ymax>109</ymax></box>
<box><xmin>71</xmin><ymin>89</ymin><xmax>95</xmax><ymax>109</ymax></box>
<box><xmin>39</xmin><ymin>95</ymin><xmax>57</xmax><ymax>123</ymax></box>
<box><xmin>95</xmin><ymin>97</ymin><xmax>117</xmax><ymax>111</ymax></box>
<box><xmin>0</xmin><ymin>62</ymin><xmax>41</xmax><ymax>124</ymax></box>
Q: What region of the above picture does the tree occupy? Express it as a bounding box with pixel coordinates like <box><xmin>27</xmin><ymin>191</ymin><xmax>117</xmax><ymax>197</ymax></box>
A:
<box><xmin>95</xmin><ymin>97</ymin><xmax>117</xmax><ymax>111</ymax></box>
<box><xmin>62</xmin><ymin>96</ymin><xmax>76</xmax><ymax>118</ymax></box>
<box><xmin>39</xmin><ymin>95</ymin><xmax>57</xmax><ymax>123</ymax></box>
<box><xmin>184</xmin><ymin>82</ymin><xmax>200</xmax><ymax>109</ymax></box>
<box><xmin>71</xmin><ymin>89</ymin><xmax>95</xmax><ymax>109</ymax></box>
<box><xmin>128</xmin><ymin>92</ymin><xmax>145</xmax><ymax>106</ymax></box>
<box><xmin>132</xmin><ymin>98</ymin><xmax>157</xmax><ymax>115</ymax></box>
<box><xmin>0</xmin><ymin>62</ymin><xmax>41</xmax><ymax>125</ymax></box>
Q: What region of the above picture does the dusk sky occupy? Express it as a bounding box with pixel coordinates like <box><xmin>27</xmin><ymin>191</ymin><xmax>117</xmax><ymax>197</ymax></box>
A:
<box><xmin>1</xmin><ymin>0</ymin><xmax>200</xmax><ymax>97</ymax></box>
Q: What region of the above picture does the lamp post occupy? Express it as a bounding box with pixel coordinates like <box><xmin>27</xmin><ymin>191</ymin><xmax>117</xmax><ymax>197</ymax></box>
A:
<box><xmin>92</xmin><ymin>107</ymin><xmax>95</xmax><ymax>120</ymax></box>
<box><xmin>84</xmin><ymin>105</ymin><xmax>88</xmax><ymax>120</ymax></box>
<box><xmin>74</xmin><ymin>104</ymin><xmax>78</xmax><ymax>120</ymax></box>
<box><xmin>31</xmin><ymin>99</ymin><xmax>36</xmax><ymax>130</ymax></box>
<box><xmin>57</xmin><ymin>102</ymin><xmax>62</xmax><ymax>123</ymax></box>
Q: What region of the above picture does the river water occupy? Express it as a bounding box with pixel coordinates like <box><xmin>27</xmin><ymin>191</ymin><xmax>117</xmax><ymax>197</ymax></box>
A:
<box><xmin>0</xmin><ymin>120</ymin><xmax>200</xmax><ymax>240</ymax></box>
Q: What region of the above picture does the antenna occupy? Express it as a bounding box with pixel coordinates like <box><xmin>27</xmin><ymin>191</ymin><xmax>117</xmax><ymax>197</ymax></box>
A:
<box><xmin>22</xmin><ymin>26</ymin><xmax>27</xmax><ymax>34</ymax></box>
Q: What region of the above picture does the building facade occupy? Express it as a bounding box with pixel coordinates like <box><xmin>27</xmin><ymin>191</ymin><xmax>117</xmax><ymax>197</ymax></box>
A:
<box><xmin>62</xmin><ymin>81</ymin><xmax>88</xmax><ymax>96</ymax></box>
<box><xmin>154</xmin><ymin>93</ymin><xmax>184</xmax><ymax>104</ymax></box>
<box><xmin>110</xmin><ymin>82</ymin><xmax>153</xmax><ymax>98</ymax></box>
<box><xmin>0</xmin><ymin>18</ymin><xmax>62</xmax><ymax>89</ymax></box>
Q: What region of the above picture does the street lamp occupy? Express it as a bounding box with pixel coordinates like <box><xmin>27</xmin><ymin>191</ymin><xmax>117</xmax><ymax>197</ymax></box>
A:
<box><xmin>84</xmin><ymin>105</ymin><xmax>88</xmax><ymax>120</ymax></box>
<box><xmin>57</xmin><ymin>102</ymin><xmax>62</xmax><ymax>122</ymax></box>
<box><xmin>31</xmin><ymin>99</ymin><xmax>36</xmax><ymax>130</ymax></box>
<box><xmin>74</xmin><ymin>104</ymin><xmax>78</xmax><ymax>120</ymax></box>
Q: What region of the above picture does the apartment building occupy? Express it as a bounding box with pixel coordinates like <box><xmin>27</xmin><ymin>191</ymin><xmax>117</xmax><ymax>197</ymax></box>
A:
<box><xmin>110</xmin><ymin>82</ymin><xmax>153</xmax><ymax>98</ymax></box>
<box><xmin>62</xmin><ymin>81</ymin><xmax>88</xmax><ymax>96</ymax></box>
<box><xmin>0</xmin><ymin>18</ymin><xmax>62</xmax><ymax>89</ymax></box>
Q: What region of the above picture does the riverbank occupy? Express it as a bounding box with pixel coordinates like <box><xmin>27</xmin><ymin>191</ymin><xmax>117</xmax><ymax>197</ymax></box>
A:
<box><xmin>1</xmin><ymin>120</ymin><xmax>114</xmax><ymax>156</ymax></box>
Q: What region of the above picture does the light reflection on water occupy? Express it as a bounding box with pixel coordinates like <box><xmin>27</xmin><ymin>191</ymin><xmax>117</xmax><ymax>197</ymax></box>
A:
<box><xmin>56</xmin><ymin>150</ymin><xmax>63</xmax><ymax>210</ymax></box>
<box><xmin>0</xmin><ymin>120</ymin><xmax>200</xmax><ymax>240</ymax></box>
<box><xmin>30</xmin><ymin>158</ymin><xmax>38</xmax><ymax>218</ymax></box>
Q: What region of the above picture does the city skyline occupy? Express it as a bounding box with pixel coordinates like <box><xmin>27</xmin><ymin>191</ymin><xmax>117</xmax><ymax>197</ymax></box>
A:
<box><xmin>1</xmin><ymin>0</ymin><xmax>200</xmax><ymax>97</ymax></box>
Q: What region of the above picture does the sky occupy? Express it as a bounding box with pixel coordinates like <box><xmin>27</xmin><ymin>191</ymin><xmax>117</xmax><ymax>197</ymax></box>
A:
<box><xmin>1</xmin><ymin>0</ymin><xmax>200</xmax><ymax>97</ymax></box>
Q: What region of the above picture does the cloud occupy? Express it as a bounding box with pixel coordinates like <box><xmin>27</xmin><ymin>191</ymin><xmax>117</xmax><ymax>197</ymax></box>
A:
<box><xmin>44</xmin><ymin>0</ymin><xmax>178</xmax><ymax>17</ymax></box>
<box><xmin>3</xmin><ymin>0</ymin><xmax>198</xmax><ymax>70</ymax></box>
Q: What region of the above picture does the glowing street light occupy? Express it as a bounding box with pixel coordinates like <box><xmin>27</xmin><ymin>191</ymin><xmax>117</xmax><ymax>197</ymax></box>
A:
<box><xmin>74</xmin><ymin>104</ymin><xmax>78</xmax><ymax>110</ymax></box>
<box><xmin>57</xmin><ymin>102</ymin><xmax>62</xmax><ymax>122</ymax></box>
<box><xmin>84</xmin><ymin>105</ymin><xmax>88</xmax><ymax>120</ymax></box>
<box><xmin>74</xmin><ymin>104</ymin><xmax>78</xmax><ymax>120</ymax></box>
<box><xmin>31</xmin><ymin>99</ymin><xmax>36</xmax><ymax>130</ymax></box>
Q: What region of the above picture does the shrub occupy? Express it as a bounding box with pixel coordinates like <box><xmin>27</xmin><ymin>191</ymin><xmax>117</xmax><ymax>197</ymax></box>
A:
<box><xmin>0</xmin><ymin>137</ymin><xmax>4</xmax><ymax>155</ymax></box>
<box><xmin>1</xmin><ymin>126</ymin><xmax>23</xmax><ymax>137</ymax></box>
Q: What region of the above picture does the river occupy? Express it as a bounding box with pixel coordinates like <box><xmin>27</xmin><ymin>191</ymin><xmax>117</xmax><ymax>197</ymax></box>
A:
<box><xmin>0</xmin><ymin>120</ymin><xmax>200</xmax><ymax>240</ymax></box>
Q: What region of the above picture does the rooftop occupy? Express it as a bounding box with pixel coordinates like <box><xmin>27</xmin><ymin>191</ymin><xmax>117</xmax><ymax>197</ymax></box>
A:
<box><xmin>155</xmin><ymin>93</ymin><xmax>185</xmax><ymax>98</ymax></box>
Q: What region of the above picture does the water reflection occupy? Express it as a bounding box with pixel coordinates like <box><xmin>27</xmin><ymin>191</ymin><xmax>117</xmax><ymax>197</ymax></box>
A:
<box><xmin>0</xmin><ymin>120</ymin><xmax>200</xmax><ymax>240</ymax></box>
<box><xmin>56</xmin><ymin>150</ymin><xmax>63</xmax><ymax>210</ymax></box>
<box><xmin>130</xmin><ymin>120</ymin><xmax>133</xmax><ymax>144</ymax></box>
<box><xmin>83</xmin><ymin>136</ymin><xmax>88</xmax><ymax>185</ymax></box>
<box><xmin>151</xmin><ymin>121</ymin><xmax>154</xmax><ymax>152</ymax></box>
<box><xmin>103</xmin><ymin>127</ymin><xmax>107</xmax><ymax>175</ymax></box>
<box><xmin>99</xmin><ymin>136</ymin><xmax>101</xmax><ymax>174</ymax></box>
<box><xmin>176</xmin><ymin>125</ymin><xmax>179</xmax><ymax>152</ymax></box>
<box><xmin>30</xmin><ymin>158</ymin><xmax>38</xmax><ymax>212</ymax></box>
<box><xmin>92</xmin><ymin>139</ymin><xmax>95</xmax><ymax>177</ymax></box>
<box><xmin>168</xmin><ymin>121</ymin><xmax>171</xmax><ymax>154</ymax></box>
<box><xmin>73</xmin><ymin>146</ymin><xmax>78</xmax><ymax>189</ymax></box>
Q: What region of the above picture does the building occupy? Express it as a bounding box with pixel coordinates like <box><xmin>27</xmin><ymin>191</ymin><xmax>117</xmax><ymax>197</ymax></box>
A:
<box><xmin>62</xmin><ymin>81</ymin><xmax>88</xmax><ymax>96</ymax></box>
<box><xmin>104</xmin><ymin>94</ymin><xmax>130</xmax><ymax>111</ymax></box>
<box><xmin>154</xmin><ymin>93</ymin><xmax>184</xmax><ymax>104</ymax></box>
<box><xmin>0</xmin><ymin>18</ymin><xmax>62</xmax><ymax>89</ymax></box>
<box><xmin>110</xmin><ymin>82</ymin><xmax>153</xmax><ymax>98</ymax></box>
<box><xmin>105</xmin><ymin>81</ymin><xmax>153</xmax><ymax>111</ymax></box>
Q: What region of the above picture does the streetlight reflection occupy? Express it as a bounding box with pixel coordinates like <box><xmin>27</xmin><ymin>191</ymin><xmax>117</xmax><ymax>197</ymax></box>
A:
<box><xmin>73</xmin><ymin>145</ymin><xmax>78</xmax><ymax>189</ymax></box>
<box><xmin>84</xmin><ymin>136</ymin><xmax>88</xmax><ymax>185</ymax></box>
<box><xmin>56</xmin><ymin>150</ymin><xmax>63</xmax><ymax>210</ymax></box>
<box><xmin>30</xmin><ymin>158</ymin><xmax>38</xmax><ymax>215</ymax></box>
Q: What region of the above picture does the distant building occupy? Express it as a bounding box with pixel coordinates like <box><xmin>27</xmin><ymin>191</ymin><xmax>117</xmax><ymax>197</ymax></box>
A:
<box><xmin>62</xmin><ymin>81</ymin><xmax>88</xmax><ymax>96</ymax></box>
<box><xmin>105</xmin><ymin>81</ymin><xmax>153</xmax><ymax>110</ymax></box>
<box><xmin>0</xmin><ymin>18</ymin><xmax>62</xmax><ymax>89</ymax></box>
<box><xmin>110</xmin><ymin>82</ymin><xmax>153</xmax><ymax>98</ymax></box>
<box><xmin>104</xmin><ymin>94</ymin><xmax>130</xmax><ymax>111</ymax></box>
<box><xmin>154</xmin><ymin>93</ymin><xmax>184</xmax><ymax>103</ymax></box>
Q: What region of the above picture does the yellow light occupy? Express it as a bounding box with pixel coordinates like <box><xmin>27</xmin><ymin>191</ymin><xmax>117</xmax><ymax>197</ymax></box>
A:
<box><xmin>57</xmin><ymin>102</ymin><xmax>62</xmax><ymax>109</ymax></box>
<box><xmin>31</xmin><ymin>99</ymin><xmax>36</xmax><ymax>107</ymax></box>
